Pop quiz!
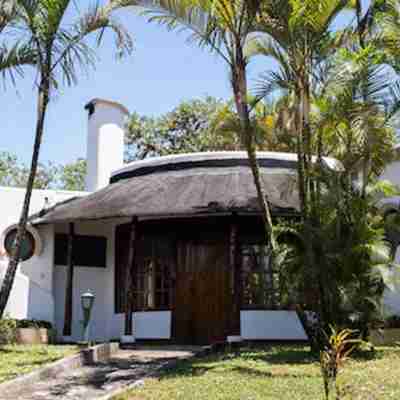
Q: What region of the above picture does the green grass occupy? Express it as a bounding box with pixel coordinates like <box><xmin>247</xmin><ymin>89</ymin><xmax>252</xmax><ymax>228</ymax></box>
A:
<box><xmin>115</xmin><ymin>345</ymin><xmax>400</xmax><ymax>400</ymax></box>
<box><xmin>0</xmin><ymin>344</ymin><xmax>78</xmax><ymax>384</ymax></box>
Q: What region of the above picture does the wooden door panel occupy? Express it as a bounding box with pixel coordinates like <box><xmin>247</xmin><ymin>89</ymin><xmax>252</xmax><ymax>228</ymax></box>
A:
<box><xmin>175</xmin><ymin>240</ymin><xmax>231</xmax><ymax>344</ymax></box>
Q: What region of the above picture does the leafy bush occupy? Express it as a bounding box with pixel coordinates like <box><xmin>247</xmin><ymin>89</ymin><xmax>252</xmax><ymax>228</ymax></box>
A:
<box><xmin>0</xmin><ymin>317</ymin><xmax>17</xmax><ymax>344</ymax></box>
<box><xmin>15</xmin><ymin>319</ymin><xmax>52</xmax><ymax>330</ymax></box>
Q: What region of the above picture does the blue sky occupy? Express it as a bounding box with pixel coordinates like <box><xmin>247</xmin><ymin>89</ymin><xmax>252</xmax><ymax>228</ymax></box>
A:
<box><xmin>0</xmin><ymin>2</ymin><xmax>355</xmax><ymax>166</ymax></box>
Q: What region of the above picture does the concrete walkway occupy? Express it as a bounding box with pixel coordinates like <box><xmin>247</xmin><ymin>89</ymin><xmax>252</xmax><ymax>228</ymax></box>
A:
<box><xmin>0</xmin><ymin>346</ymin><xmax>203</xmax><ymax>400</ymax></box>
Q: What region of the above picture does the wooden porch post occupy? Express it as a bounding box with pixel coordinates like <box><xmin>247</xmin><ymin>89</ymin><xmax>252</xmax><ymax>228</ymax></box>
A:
<box><xmin>63</xmin><ymin>222</ymin><xmax>75</xmax><ymax>336</ymax></box>
<box><xmin>230</xmin><ymin>215</ymin><xmax>241</xmax><ymax>335</ymax></box>
<box><xmin>124</xmin><ymin>216</ymin><xmax>138</xmax><ymax>336</ymax></box>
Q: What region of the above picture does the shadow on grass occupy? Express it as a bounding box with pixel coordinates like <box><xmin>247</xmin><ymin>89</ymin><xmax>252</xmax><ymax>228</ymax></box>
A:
<box><xmin>350</xmin><ymin>346</ymin><xmax>399</xmax><ymax>362</ymax></box>
<box><xmin>154</xmin><ymin>346</ymin><xmax>320</xmax><ymax>381</ymax></box>
<box><xmin>236</xmin><ymin>345</ymin><xmax>318</xmax><ymax>365</ymax></box>
<box><xmin>0</xmin><ymin>347</ymin><xmax>17</xmax><ymax>354</ymax></box>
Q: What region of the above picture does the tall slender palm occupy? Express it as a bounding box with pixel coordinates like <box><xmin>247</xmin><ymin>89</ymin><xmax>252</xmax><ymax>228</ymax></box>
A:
<box><xmin>248</xmin><ymin>0</ymin><xmax>360</xmax><ymax>325</ymax></box>
<box><xmin>0</xmin><ymin>0</ymin><xmax>133</xmax><ymax>317</ymax></box>
<box><xmin>253</xmin><ymin>0</ymin><xmax>351</xmax><ymax>216</ymax></box>
<box><xmin>111</xmin><ymin>0</ymin><xmax>276</xmax><ymax>249</ymax></box>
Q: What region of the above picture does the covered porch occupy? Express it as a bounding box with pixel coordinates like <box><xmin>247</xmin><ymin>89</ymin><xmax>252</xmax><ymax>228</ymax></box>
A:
<box><xmin>49</xmin><ymin>215</ymin><xmax>307</xmax><ymax>344</ymax></box>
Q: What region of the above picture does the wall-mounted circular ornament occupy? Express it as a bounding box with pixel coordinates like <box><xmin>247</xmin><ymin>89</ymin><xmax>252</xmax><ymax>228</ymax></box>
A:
<box><xmin>1</xmin><ymin>224</ymin><xmax>43</xmax><ymax>262</ymax></box>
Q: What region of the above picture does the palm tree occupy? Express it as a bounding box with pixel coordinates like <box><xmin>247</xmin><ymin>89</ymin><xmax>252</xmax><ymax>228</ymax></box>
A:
<box><xmin>0</xmin><ymin>0</ymin><xmax>133</xmax><ymax>317</ymax></box>
<box><xmin>111</xmin><ymin>0</ymin><xmax>277</xmax><ymax>249</ymax></box>
<box><xmin>314</xmin><ymin>55</ymin><xmax>399</xmax><ymax>184</ymax></box>
<box><xmin>253</xmin><ymin>0</ymin><xmax>351</xmax><ymax>216</ymax></box>
<box><xmin>252</xmin><ymin>0</ymin><xmax>400</xmax><ymax>329</ymax></box>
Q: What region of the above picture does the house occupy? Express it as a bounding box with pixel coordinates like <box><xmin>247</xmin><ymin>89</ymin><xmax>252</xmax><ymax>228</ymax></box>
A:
<box><xmin>1</xmin><ymin>98</ymin><xmax>399</xmax><ymax>344</ymax></box>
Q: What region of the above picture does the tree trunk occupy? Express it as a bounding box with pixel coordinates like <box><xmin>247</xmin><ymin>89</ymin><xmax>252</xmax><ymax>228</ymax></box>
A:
<box><xmin>355</xmin><ymin>0</ymin><xmax>370</xmax><ymax>198</ymax></box>
<box><xmin>231</xmin><ymin>47</ymin><xmax>275</xmax><ymax>250</ymax></box>
<box><xmin>124</xmin><ymin>216</ymin><xmax>138</xmax><ymax>336</ymax></box>
<box><xmin>296</xmin><ymin>87</ymin><xmax>307</xmax><ymax>216</ymax></box>
<box><xmin>0</xmin><ymin>78</ymin><xmax>50</xmax><ymax>318</ymax></box>
<box><xmin>229</xmin><ymin>216</ymin><xmax>240</xmax><ymax>335</ymax></box>
<box><xmin>63</xmin><ymin>223</ymin><xmax>75</xmax><ymax>336</ymax></box>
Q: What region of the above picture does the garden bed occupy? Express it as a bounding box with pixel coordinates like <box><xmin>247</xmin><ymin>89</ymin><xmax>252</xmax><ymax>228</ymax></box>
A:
<box><xmin>0</xmin><ymin>344</ymin><xmax>78</xmax><ymax>384</ymax></box>
<box><xmin>114</xmin><ymin>345</ymin><xmax>400</xmax><ymax>400</ymax></box>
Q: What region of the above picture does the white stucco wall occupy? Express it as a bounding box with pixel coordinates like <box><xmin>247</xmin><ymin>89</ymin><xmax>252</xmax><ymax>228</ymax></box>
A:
<box><xmin>1</xmin><ymin>269</ymin><xmax>29</xmax><ymax>319</ymax></box>
<box><xmin>0</xmin><ymin>187</ymin><xmax>87</xmax><ymax>323</ymax></box>
<box><xmin>53</xmin><ymin>219</ymin><xmax>119</xmax><ymax>342</ymax></box>
<box><xmin>0</xmin><ymin>186</ymin><xmax>87</xmax><ymax>234</ymax></box>
<box><xmin>240</xmin><ymin>310</ymin><xmax>308</xmax><ymax>340</ymax></box>
<box><xmin>109</xmin><ymin>312</ymin><xmax>172</xmax><ymax>340</ymax></box>
<box><xmin>134</xmin><ymin>312</ymin><xmax>171</xmax><ymax>339</ymax></box>
<box><xmin>380</xmin><ymin>155</ymin><xmax>400</xmax><ymax>315</ymax></box>
<box><xmin>85</xmin><ymin>101</ymin><xmax>126</xmax><ymax>192</ymax></box>
<box><xmin>52</xmin><ymin>218</ymin><xmax>172</xmax><ymax>342</ymax></box>
<box><xmin>380</xmin><ymin>160</ymin><xmax>400</xmax><ymax>187</ymax></box>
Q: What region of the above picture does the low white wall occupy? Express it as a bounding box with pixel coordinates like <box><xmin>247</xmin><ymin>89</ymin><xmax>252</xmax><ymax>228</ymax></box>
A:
<box><xmin>240</xmin><ymin>310</ymin><xmax>308</xmax><ymax>340</ymax></box>
<box><xmin>109</xmin><ymin>312</ymin><xmax>172</xmax><ymax>340</ymax></box>
<box><xmin>134</xmin><ymin>311</ymin><xmax>171</xmax><ymax>339</ymax></box>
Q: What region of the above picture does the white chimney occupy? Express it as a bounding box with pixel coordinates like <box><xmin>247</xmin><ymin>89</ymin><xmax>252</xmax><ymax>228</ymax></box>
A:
<box><xmin>84</xmin><ymin>98</ymin><xmax>129</xmax><ymax>192</ymax></box>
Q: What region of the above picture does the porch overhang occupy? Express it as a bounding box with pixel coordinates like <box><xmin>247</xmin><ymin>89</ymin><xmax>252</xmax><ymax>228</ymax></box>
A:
<box><xmin>29</xmin><ymin>151</ymin><xmax>341</xmax><ymax>226</ymax></box>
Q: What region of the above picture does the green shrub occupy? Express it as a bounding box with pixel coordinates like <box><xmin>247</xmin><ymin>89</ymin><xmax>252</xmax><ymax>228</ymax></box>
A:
<box><xmin>0</xmin><ymin>318</ymin><xmax>53</xmax><ymax>344</ymax></box>
<box><xmin>15</xmin><ymin>319</ymin><xmax>53</xmax><ymax>329</ymax></box>
<box><xmin>0</xmin><ymin>317</ymin><xmax>17</xmax><ymax>344</ymax></box>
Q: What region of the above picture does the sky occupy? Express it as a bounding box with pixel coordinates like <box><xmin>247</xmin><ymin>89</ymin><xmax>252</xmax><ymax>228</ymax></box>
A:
<box><xmin>0</xmin><ymin>2</ymin><xmax>356</xmax><ymax>166</ymax></box>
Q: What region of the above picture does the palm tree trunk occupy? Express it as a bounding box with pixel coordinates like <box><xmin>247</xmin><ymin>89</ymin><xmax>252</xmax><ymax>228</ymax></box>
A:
<box><xmin>355</xmin><ymin>0</ymin><xmax>370</xmax><ymax>198</ymax></box>
<box><xmin>296</xmin><ymin>86</ymin><xmax>307</xmax><ymax>217</ymax></box>
<box><xmin>0</xmin><ymin>77</ymin><xmax>50</xmax><ymax>318</ymax></box>
<box><xmin>231</xmin><ymin>47</ymin><xmax>275</xmax><ymax>249</ymax></box>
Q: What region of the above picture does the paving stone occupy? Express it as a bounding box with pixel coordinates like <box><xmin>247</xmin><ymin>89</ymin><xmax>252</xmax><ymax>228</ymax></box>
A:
<box><xmin>0</xmin><ymin>346</ymin><xmax>202</xmax><ymax>400</ymax></box>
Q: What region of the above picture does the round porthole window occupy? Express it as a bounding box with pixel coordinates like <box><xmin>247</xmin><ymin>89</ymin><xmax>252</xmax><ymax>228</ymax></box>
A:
<box><xmin>4</xmin><ymin>229</ymin><xmax>35</xmax><ymax>261</ymax></box>
<box><xmin>1</xmin><ymin>225</ymin><xmax>43</xmax><ymax>262</ymax></box>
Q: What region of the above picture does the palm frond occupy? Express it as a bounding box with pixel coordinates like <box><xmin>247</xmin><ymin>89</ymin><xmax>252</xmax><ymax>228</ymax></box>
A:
<box><xmin>49</xmin><ymin>2</ymin><xmax>133</xmax><ymax>87</ymax></box>
<box><xmin>0</xmin><ymin>41</ymin><xmax>36</xmax><ymax>87</ymax></box>
<box><xmin>0</xmin><ymin>0</ymin><xmax>17</xmax><ymax>33</ymax></box>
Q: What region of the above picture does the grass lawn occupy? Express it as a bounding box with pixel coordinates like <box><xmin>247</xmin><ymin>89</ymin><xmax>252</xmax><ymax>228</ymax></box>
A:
<box><xmin>115</xmin><ymin>345</ymin><xmax>400</xmax><ymax>400</ymax></box>
<box><xmin>0</xmin><ymin>344</ymin><xmax>78</xmax><ymax>384</ymax></box>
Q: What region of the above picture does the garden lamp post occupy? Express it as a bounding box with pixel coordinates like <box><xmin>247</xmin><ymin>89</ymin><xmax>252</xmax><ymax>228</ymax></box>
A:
<box><xmin>81</xmin><ymin>290</ymin><xmax>95</xmax><ymax>345</ymax></box>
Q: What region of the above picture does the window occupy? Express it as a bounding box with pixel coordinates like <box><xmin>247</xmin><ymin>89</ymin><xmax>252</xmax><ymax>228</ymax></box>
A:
<box><xmin>114</xmin><ymin>225</ymin><xmax>175</xmax><ymax>314</ymax></box>
<box><xmin>54</xmin><ymin>234</ymin><xmax>107</xmax><ymax>267</ymax></box>
<box><xmin>4</xmin><ymin>228</ymin><xmax>35</xmax><ymax>261</ymax></box>
<box><xmin>133</xmin><ymin>238</ymin><xmax>173</xmax><ymax>310</ymax></box>
<box><xmin>241</xmin><ymin>245</ymin><xmax>280</xmax><ymax>308</ymax></box>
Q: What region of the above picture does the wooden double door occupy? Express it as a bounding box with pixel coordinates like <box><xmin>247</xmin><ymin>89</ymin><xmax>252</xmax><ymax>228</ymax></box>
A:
<box><xmin>174</xmin><ymin>240</ymin><xmax>232</xmax><ymax>345</ymax></box>
<box><xmin>115</xmin><ymin>220</ymin><xmax>235</xmax><ymax>345</ymax></box>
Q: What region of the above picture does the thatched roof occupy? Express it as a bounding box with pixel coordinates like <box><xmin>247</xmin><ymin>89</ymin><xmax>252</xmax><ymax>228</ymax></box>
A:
<box><xmin>31</xmin><ymin>152</ymin><xmax>339</xmax><ymax>224</ymax></box>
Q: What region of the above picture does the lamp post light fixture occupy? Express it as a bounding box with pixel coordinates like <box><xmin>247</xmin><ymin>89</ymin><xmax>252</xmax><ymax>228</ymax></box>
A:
<box><xmin>81</xmin><ymin>290</ymin><xmax>95</xmax><ymax>346</ymax></box>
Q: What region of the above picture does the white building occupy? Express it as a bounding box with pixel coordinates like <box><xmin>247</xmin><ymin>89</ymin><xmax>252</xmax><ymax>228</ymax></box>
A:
<box><xmin>0</xmin><ymin>98</ymin><xmax>399</xmax><ymax>344</ymax></box>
